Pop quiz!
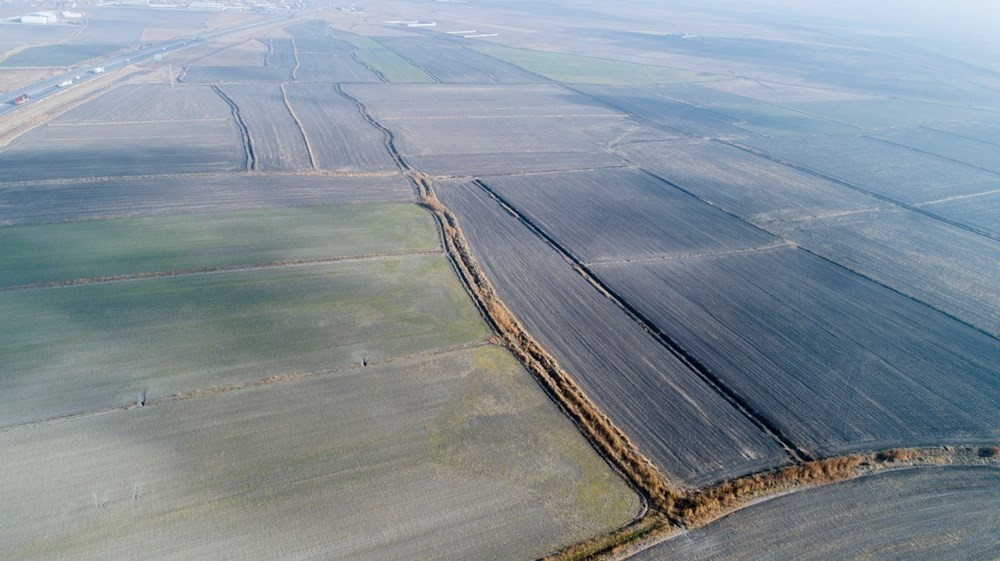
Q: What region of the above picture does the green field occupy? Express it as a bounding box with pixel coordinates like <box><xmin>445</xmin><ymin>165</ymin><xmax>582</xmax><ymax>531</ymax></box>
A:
<box><xmin>0</xmin><ymin>346</ymin><xmax>639</xmax><ymax>560</ymax></box>
<box><xmin>475</xmin><ymin>44</ymin><xmax>718</xmax><ymax>85</ymax></box>
<box><xmin>326</xmin><ymin>29</ymin><xmax>435</xmax><ymax>83</ymax></box>
<box><xmin>0</xmin><ymin>204</ymin><xmax>438</xmax><ymax>287</ymax></box>
<box><xmin>0</xmin><ymin>256</ymin><xmax>489</xmax><ymax>427</ymax></box>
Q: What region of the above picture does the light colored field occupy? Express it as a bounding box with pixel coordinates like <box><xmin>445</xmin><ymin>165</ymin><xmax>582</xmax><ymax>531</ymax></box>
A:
<box><xmin>1</xmin><ymin>345</ymin><xmax>638</xmax><ymax>560</ymax></box>
<box><xmin>0</xmin><ymin>204</ymin><xmax>437</xmax><ymax>286</ymax></box>
<box><xmin>0</xmin><ymin>255</ymin><xmax>489</xmax><ymax>427</ymax></box>
<box><xmin>636</xmin><ymin>466</ymin><xmax>1000</xmax><ymax>560</ymax></box>
<box><xmin>474</xmin><ymin>44</ymin><xmax>718</xmax><ymax>85</ymax></box>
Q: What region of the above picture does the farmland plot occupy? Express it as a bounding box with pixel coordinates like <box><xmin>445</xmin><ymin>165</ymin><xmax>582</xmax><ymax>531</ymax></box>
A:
<box><xmin>0</xmin><ymin>204</ymin><xmax>437</xmax><ymax>287</ymax></box>
<box><xmin>577</xmin><ymin>85</ymin><xmax>755</xmax><ymax>138</ymax></box>
<box><xmin>766</xmin><ymin>208</ymin><xmax>1000</xmax><ymax>337</ymax></box>
<box><xmin>0</xmin><ymin>44</ymin><xmax>120</xmax><ymax>68</ymax></box>
<box><xmin>283</xmin><ymin>84</ymin><xmax>397</xmax><ymax>171</ymax></box>
<box><xmin>57</xmin><ymin>84</ymin><xmax>231</xmax><ymax>123</ymax></box>
<box><xmin>742</xmin><ymin>135</ymin><xmax>1000</xmax><ymax>205</ymax></box>
<box><xmin>0</xmin><ymin>255</ymin><xmax>488</xmax><ymax>428</ymax></box>
<box><xmin>919</xmin><ymin>191</ymin><xmax>1000</xmax><ymax>238</ymax></box>
<box><xmin>590</xmin><ymin>247</ymin><xmax>1000</xmax><ymax>457</ymax></box>
<box><xmin>616</xmin><ymin>139</ymin><xmax>880</xmax><ymax>225</ymax></box>
<box><xmin>322</xmin><ymin>29</ymin><xmax>433</xmax><ymax>83</ymax></box>
<box><xmin>0</xmin><ymin>174</ymin><xmax>413</xmax><ymax>225</ymax></box>
<box><xmin>636</xmin><ymin>466</ymin><xmax>1000</xmax><ymax>560</ymax></box>
<box><xmin>218</xmin><ymin>84</ymin><xmax>311</xmax><ymax>171</ymax></box>
<box><xmin>437</xmin><ymin>180</ymin><xmax>788</xmax><ymax>486</ymax></box>
<box><xmin>262</xmin><ymin>37</ymin><xmax>296</xmax><ymax>70</ymax></box>
<box><xmin>929</xmin><ymin>121</ymin><xmax>1000</xmax><ymax>146</ymax></box>
<box><xmin>0</xmin><ymin>24</ymin><xmax>75</xmax><ymax>57</ymax></box>
<box><xmin>343</xmin><ymin>83</ymin><xmax>620</xmax><ymax>120</ymax></box>
<box><xmin>652</xmin><ymin>83</ymin><xmax>860</xmax><ymax>136</ymax></box>
<box><xmin>875</xmin><ymin>126</ymin><xmax>1000</xmax><ymax>174</ymax></box>
<box><xmin>377</xmin><ymin>36</ymin><xmax>544</xmax><ymax>83</ymax></box>
<box><xmin>0</xmin><ymin>120</ymin><xmax>243</xmax><ymax>181</ymax></box>
<box><xmin>344</xmin><ymin>83</ymin><xmax>641</xmax><ymax>174</ymax></box>
<box><xmin>180</xmin><ymin>65</ymin><xmax>292</xmax><ymax>83</ymax></box>
<box><xmin>184</xmin><ymin>38</ymin><xmax>268</xmax><ymax>67</ymax></box>
<box><xmin>781</xmin><ymin>98</ymin><xmax>999</xmax><ymax>129</ymax></box>
<box><xmin>288</xmin><ymin>22</ymin><xmax>381</xmax><ymax>83</ymax></box>
<box><xmin>0</xmin><ymin>346</ymin><xmax>639</xmax><ymax>561</ymax></box>
<box><xmin>480</xmin><ymin>168</ymin><xmax>780</xmax><ymax>263</ymax></box>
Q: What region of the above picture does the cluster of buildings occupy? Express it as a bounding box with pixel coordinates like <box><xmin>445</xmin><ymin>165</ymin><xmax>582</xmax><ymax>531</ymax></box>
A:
<box><xmin>17</xmin><ymin>10</ymin><xmax>83</xmax><ymax>24</ymax></box>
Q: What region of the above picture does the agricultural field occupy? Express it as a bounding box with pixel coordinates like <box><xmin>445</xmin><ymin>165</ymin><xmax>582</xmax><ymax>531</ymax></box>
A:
<box><xmin>590</xmin><ymin>247</ymin><xmax>1000</xmax><ymax>457</ymax></box>
<box><xmin>288</xmin><ymin>21</ymin><xmax>382</xmax><ymax>83</ymax></box>
<box><xmin>0</xmin><ymin>23</ymin><xmax>75</xmax><ymax>57</ymax></box>
<box><xmin>929</xmin><ymin>121</ymin><xmax>1000</xmax><ymax>146</ymax></box>
<box><xmin>283</xmin><ymin>83</ymin><xmax>398</xmax><ymax>171</ymax></box>
<box><xmin>780</xmin><ymin>98</ymin><xmax>1000</xmax><ymax>129</ymax></box>
<box><xmin>57</xmin><ymin>84</ymin><xmax>231</xmax><ymax>122</ymax></box>
<box><xmin>577</xmin><ymin>85</ymin><xmax>756</xmax><ymax>138</ymax></box>
<box><xmin>741</xmin><ymin>135</ymin><xmax>1000</xmax><ymax>205</ymax></box>
<box><xmin>0</xmin><ymin>345</ymin><xmax>639</xmax><ymax>561</ymax></box>
<box><xmin>765</xmin><ymin>208</ymin><xmax>1000</xmax><ymax>337</ymax></box>
<box><xmin>342</xmin><ymin>83</ymin><xmax>650</xmax><ymax>175</ymax></box>
<box><xmin>184</xmin><ymin>38</ymin><xmax>268</xmax><ymax>67</ymax></box>
<box><xmin>479</xmin><ymin>168</ymin><xmax>780</xmax><ymax>263</ymax></box>
<box><xmin>474</xmin><ymin>44</ymin><xmax>714</xmax><ymax>86</ymax></box>
<box><xmin>0</xmin><ymin>174</ymin><xmax>414</xmax><ymax>226</ymax></box>
<box><xmin>217</xmin><ymin>84</ymin><xmax>312</xmax><ymax>171</ymax></box>
<box><xmin>377</xmin><ymin>36</ymin><xmax>544</xmax><ymax>83</ymax></box>
<box><xmin>180</xmin><ymin>65</ymin><xmax>293</xmax><ymax>83</ymax></box>
<box><xmin>436</xmin><ymin>180</ymin><xmax>789</xmax><ymax>486</ymax></box>
<box><xmin>0</xmin><ymin>44</ymin><xmax>121</xmax><ymax>68</ymax></box>
<box><xmin>0</xmin><ymin>119</ymin><xmax>243</xmax><ymax>181</ymax></box>
<box><xmin>0</xmin><ymin>204</ymin><xmax>436</xmax><ymax>287</ymax></box>
<box><xmin>615</xmin><ymin>139</ymin><xmax>880</xmax><ymax>225</ymax></box>
<box><xmin>323</xmin><ymin>29</ymin><xmax>434</xmax><ymax>83</ymax></box>
<box><xmin>639</xmin><ymin>466</ymin><xmax>1000</xmax><ymax>560</ymax></box>
<box><xmin>262</xmin><ymin>37</ymin><xmax>296</xmax><ymax>70</ymax></box>
<box><xmin>875</xmin><ymin>126</ymin><xmax>1000</xmax><ymax>174</ymax></box>
<box><xmin>919</xmin><ymin>191</ymin><xmax>1000</xmax><ymax>238</ymax></box>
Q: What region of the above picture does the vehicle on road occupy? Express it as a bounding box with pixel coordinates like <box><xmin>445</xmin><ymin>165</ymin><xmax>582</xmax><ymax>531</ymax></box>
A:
<box><xmin>58</xmin><ymin>79</ymin><xmax>73</xmax><ymax>87</ymax></box>
<box><xmin>12</xmin><ymin>93</ymin><xmax>30</xmax><ymax>105</ymax></box>
<box><xmin>91</xmin><ymin>67</ymin><xmax>105</xmax><ymax>74</ymax></box>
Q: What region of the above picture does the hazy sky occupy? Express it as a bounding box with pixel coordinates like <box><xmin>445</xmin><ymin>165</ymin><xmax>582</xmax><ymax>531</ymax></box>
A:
<box><xmin>748</xmin><ymin>0</ymin><xmax>1000</xmax><ymax>33</ymax></box>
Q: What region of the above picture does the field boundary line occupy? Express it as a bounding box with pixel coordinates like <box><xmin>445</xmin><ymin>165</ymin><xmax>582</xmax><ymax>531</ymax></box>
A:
<box><xmin>470</xmin><ymin>178</ymin><xmax>813</xmax><ymax>464</ymax></box>
<box><xmin>0</xmin><ymin>169</ymin><xmax>402</xmax><ymax>188</ymax></box>
<box><xmin>867</xmin><ymin>134</ymin><xmax>1000</xmax><ymax>177</ymax></box>
<box><xmin>280</xmin><ymin>83</ymin><xmax>317</xmax><ymax>170</ymax></box>
<box><xmin>211</xmin><ymin>85</ymin><xmax>256</xmax><ymax>171</ymax></box>
<box><xmin>0</xmin><ymin>250</ymin><xmax>443</xmax><ymax>292</ymax></box>
<box><xmin>0</xmin><ymin>339</ymin><xmax>492</xmax><ymax>435</ymax></box>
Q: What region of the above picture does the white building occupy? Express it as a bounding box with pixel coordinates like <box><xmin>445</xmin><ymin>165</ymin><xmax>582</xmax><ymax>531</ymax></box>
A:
<box><xmin>20</xmin><ymin>12</ymin><xmax>58</xmax><ymax>24</ymax></box>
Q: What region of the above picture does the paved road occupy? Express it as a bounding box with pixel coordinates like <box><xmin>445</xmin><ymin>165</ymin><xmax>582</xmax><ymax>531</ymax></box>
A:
<box><xmin>0</xmin><ymin>12</ymin><xmax>306</xmax><ymax>117</ymax></box>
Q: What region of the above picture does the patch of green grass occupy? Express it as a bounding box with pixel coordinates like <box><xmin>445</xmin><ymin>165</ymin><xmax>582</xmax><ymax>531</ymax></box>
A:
<box><xmin>0</xmin><ymin>255</ymin><xmax>489</xmax><ymax>426</ymax></box>
<box><xmin>0</xmin><ymin>204</ymin><xmax>438</xmax><ymax>286</ymax></box>
<box><xmin>326</xmin><ymin>29</ymin><xmax>434</xmax><ymax>83</ymax></box>
<box><xmin>474</xmin><ymin>44</ymin><xmax>719</xmax><ymax>85</ymax></box>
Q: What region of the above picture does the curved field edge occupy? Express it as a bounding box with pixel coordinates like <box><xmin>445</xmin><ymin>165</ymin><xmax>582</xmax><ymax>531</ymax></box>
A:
<box><xmin>546</xmin><ymin>446</ymin><xmax>999</xmax><ymax>561</ymax></box>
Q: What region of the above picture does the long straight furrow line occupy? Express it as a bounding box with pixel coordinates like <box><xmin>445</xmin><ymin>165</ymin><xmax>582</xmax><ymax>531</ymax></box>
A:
<box><xmin>470</xmin><ymin>178</ymin><xmax>813</xmax><ymax>465</ymax></box>
<box><xmin>0</xmin><ymin>250</ymin><xmax>442</xmax><ymax>292</ymax></box>
<box><xmin>210</xmin><ymin>85</ymin><xmax>255</xmax><ymax>171</ymax></box>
